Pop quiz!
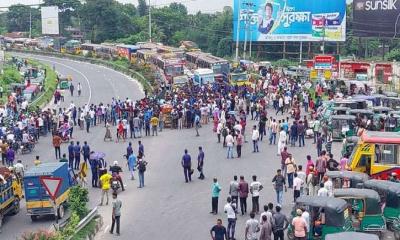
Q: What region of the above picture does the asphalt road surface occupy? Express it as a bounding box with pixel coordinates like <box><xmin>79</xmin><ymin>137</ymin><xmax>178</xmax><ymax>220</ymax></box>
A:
<box><xmin>2</xmin><ymin>54</ymin><xmax>395</xmax><ymax>240</ymax></box>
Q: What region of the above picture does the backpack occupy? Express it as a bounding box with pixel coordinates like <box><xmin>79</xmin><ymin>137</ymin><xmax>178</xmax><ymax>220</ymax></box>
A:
<box><xmin>311</xmin><ymin>173</ymin><xmax>319</xmax><ymax>186</ymax></box>
<box><xmin>222</xmin><ymin>128</ymin><xmax>228</xmax><ymax>137</ymax></box>
<box><xmin>138</xmin><ymin>161</ymin><xmax>146</xmax><ymax>172</ymax></box>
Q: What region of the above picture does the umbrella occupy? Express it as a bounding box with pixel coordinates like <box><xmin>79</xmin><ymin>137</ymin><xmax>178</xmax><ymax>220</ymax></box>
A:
<box><xmin>90</xmin><ymin>152</ymin><xmax>106</xmax><ymax>160</ymax></box>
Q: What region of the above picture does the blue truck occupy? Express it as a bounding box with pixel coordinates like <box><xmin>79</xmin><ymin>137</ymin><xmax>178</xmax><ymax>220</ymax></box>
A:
<box><xmin>23</xmin><ymin>162</ymin><xmax>75</xmax><ymax>221</ymax></box>
<box><xmin>0</xmin><ymin>167</ymin><xmax>21</xmax><ymax>232</ymax></box>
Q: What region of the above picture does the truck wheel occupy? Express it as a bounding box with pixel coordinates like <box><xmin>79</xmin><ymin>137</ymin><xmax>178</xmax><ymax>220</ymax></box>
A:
<box><xmin>57</xmin><ymin>205</ymin><xmax>65</xmax><ymax>219</ymax></box>
<box><xmin>11</xmin><ymin>198</ymin><xmax>20</xmax><ymax>215</ymax></box>
<box><xmin>30</xmin><ymin>215</ymin><xmax>38</xmax><ymax>221</ymax></box>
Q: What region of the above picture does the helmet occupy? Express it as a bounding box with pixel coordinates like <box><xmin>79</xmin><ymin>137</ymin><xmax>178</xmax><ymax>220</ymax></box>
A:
<box><xmin>113</xmin><ymin>161</ymin><xmax>118</xmax><ymax>166</ymax></box>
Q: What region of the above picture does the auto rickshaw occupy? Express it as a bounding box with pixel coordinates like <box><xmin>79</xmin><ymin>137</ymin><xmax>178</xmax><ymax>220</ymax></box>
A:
<box><xmin>363</xmin><ymin>179</ymin><xmax>400</xmax><ymax>224</ymax></box>
<box><xmin>332</xmin><ymin>107</ymin><xmax>350</xmax><ymax>115</ymax></box>
<box><xmin>325</xmin><ymin>232</ymin><xmax>379</xmax><ymax>240</ymax></box>
<box><xmin>333</xmin><ymin>188</ymin><xmax>386</xmax><ymax>233</ymax></box>
<box><xmin>352</xmin><ymin>95</ymin><xmax>379</xmax><ymax>107</ymax></box>
<box><xmin>348</xmin><ymin>109</ymin><xmax>374</xmax><ymax>119</ymax></box>
<box><xmin>383</xmin><ymin>91</ymin><xmax>399</xmax><ymax>98</ymax></box>
<box><xmin>382</xmin><ymin>97</ymin><xmax>400</xmax><ymax>110</ymax></box>
<box><xmin>341</xmin><ymin>136</ymin><xmax>359</xmax><ymax>157</ymax></box>
<box><xmin>57</xmin><ymin>75</ymin><xmax>72</xmax><ymax>90</ymax></box>
<box><xmin>372</xmin><ymin>106</ymin><xmax>393</xmax><ymax>115</ymax></box>
<box><xmin>347</xmin><ymin>131</ymin><xmax>400</xmax><ymax>179</ymax></box>
<box><xmin>330</xmin><ymin>115</ymin><xmax>356</xmax><ymax>140</ymax></box>
<box><xmin>326</xmin><ymin>171</ymin><xmax>369</xmax><ymax>189</ymax></box>
<box><xmin>334</xmin><ymin>100</ymin><xmax>359</xmax><ymax>109</ymax></box>
<box><xmin>287</xmin><ymin>196</ymin><xmax>352</xmax><ymax>240</ymax></box>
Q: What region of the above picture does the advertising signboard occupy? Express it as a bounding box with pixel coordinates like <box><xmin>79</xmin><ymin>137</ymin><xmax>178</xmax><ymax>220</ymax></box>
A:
<box><xmin>353</xmin><ymin>0</ymin><xmax>400</xmax><ymax>37</ymax></box>
<box><xmin>41</xmin><ymin>6</ymin><xmax>60</xmax><ymax>35</ymax></box>
<box><xmin>314</xmin><ymin>55</ymin><xmax>334</xmax><ymax>70</ymax></box>
<box><xmin>233</xmin><ymin>0</ymin><xmax>346</xmax><ymax>42</ymax></box>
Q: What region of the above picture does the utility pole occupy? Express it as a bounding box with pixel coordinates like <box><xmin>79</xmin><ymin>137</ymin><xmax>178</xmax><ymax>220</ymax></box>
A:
<box><xmin>148</xmin><ymin>0</ymin><xmax>152</xmax><ymax>42</ymax></box>
<box><xmin>235</xmin><ymin>0</ymin><xmax>241</xmax><ymax>62</ymax></box>
<box><xmin>242</xmin><ymin>2</ymin><xmax>254</xmax><ymax>61</ymax></box>
<box><xmin>29</xmin><ymin>8</ymin><xmax>32</xmax><ymax>39</ymax></box>
<box><xmin>321</xmin><ymin>16</ymin><xmax>326</xmax><ymax>54</ymax></box>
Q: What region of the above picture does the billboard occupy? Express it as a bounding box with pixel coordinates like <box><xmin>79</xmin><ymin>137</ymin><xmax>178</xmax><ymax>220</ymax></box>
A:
<box><xmin>353</xmin><ymin>0</ymin><xmax>400</xmax><ymax>37</ymax></box>
<box><xmin>41</xmin><ymin>6</ymin><xmax>59</xmax><ymax>35</ymax></box>
<box><xmin>233</xmin><ymin>0</ymin><xmax>346</xmax><ymax>42</ymax></box>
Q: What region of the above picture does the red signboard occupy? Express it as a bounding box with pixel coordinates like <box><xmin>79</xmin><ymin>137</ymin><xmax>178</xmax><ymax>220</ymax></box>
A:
<box><xmin>340</xmin><ymin>62</ymin><xmax>370</xmax><ymax>79</ymax></box>
<box><xmin>375</xmin><ymin>63</ymin><xmax>392</xmax><ymax>83</ymax></box>
<box><xmin>40</xmin><ymin>176</ymin><xmax>62</xmax><ymax>201</ymax></box>
<box><xmin>315</xmin><ymin>55</ymin><xmax>333</xmax><ymax>64</ymax></box>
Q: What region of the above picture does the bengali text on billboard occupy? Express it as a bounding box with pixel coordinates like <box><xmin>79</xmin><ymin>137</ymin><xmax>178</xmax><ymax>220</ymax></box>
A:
<box><xmin>353</xmin><ymin>0</ymin><xmax>400</xmax><ymax>37</ymax></box>
<box><xmin>233</xmin><ymin>0</ymin><xmax>346</xmax><ymax>42</ymax></box>
<box><xmin>41</xmin><ymin>6</ymin><xmax>59</xmax><ymax>35</ymax></box>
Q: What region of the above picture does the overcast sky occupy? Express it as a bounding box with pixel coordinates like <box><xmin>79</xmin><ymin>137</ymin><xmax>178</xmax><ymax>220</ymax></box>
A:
<box><xmin>0</xmin><ymin>0</ymin><xmax>232</xmax><ymax>13</ymax></box>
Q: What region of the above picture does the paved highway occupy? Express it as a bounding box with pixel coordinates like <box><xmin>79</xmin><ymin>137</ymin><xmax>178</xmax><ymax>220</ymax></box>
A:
<box><xmin>2</xmin><ymin>54</ymin><xmax>394</xmax><ymax>240</ymax></box>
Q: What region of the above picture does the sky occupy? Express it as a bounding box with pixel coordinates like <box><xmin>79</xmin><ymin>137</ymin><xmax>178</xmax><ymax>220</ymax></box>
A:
<box><xmin>0</xmin><ymin>0</ymin><xmax>232</xmax><ymax>13</ymax></box>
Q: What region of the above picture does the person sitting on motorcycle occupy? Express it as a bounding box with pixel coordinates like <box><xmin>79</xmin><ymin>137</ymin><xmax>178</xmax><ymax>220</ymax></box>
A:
<box><xmin>109</xmin><ymin>161</ymin><xmax>125</xmax><ymax>191</ymax></box>
<box><xmin>22</xmin><ymin>131</ymin><xmax>30</xmax><ymax>144</ymax></box>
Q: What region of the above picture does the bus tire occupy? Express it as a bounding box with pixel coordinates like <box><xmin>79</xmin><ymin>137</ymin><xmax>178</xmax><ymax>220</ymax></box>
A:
<box><xmin>30</xmin><ymin>215</ymin><xmax>38</xmax><ymax>221</ymax></box>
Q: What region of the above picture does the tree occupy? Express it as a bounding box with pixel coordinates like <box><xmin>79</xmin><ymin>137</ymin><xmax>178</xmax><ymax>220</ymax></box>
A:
<box><xmin>43</xmin><ymin>0</ymin><xmax>82</xmax><ymax>35</ymax></box>
<box><xmin>137</xmin><ymin>0</ymin><xmax>148</xmax><ymax>17</ymax></box>
<box><xmin>6</xmin><ymin>5</ymin><xmax>40</xmax><ymax>33</ymax></box>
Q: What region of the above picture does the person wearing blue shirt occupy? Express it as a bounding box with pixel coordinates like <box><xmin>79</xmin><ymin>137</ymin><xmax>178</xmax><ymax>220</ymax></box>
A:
<box><xmin>82</xmin><ymin>141</ymin><xmax>91</xmax><ymax>162</ymax></box>
<box><xmin>211</xmin><ymin>178</ymin><xmax>222</xmax><ymax>214</ymax></box>
<box><xmin>138</xmin><ymin>141</ymin><xmax>144</xmax><ymax>157</ymax></box>
<box><xmin>89</xmin><ymin>154</ymin><xmax>99</xmax><ymax>187</ymax></box>
<box><xmin>68</xmin><ymin>141</ymin><xmax>75</xmax><ymax>169</ymax></box>
<box><xmin>74</xmin><ymin>141</ymin><xmax>81</xmax><ymax>170</ymax></box>
<box><xmin>127</xmin><ymin>152</ymin><xmax>137</xmax><ymax>180</ymax></box>
<box><xmin>181</xmin><ymin>149</ymin><xmax>192</xmax><ymax>183</ymax></box>
<box><xmin>126</xmin><ymin>142</ymin><xmax>133</xmax><ymax>159</ymax></box>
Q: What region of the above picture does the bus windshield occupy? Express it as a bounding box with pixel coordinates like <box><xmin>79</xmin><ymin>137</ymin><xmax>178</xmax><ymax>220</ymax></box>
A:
<box><xmin>231</xmin><ymin>73</ymin><xmax>247</xmax><ymax>82</ymax></box>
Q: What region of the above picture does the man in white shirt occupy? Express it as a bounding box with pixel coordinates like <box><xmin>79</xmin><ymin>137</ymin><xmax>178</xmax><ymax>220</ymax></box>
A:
<box><xmin>251</xmin><ymin>125</ymin><xmax>260</xmax><ymax>153</ymax></box>
<box><xmin>278</xmin><ymin>127</ymin><xmax>287</xmax><ymax>155</ymax></box>
<box><xmin>296</xmin><ymin>165</ymin><xmax>307</xmax><ymax>195</ymax></box>
<box><xmin>317</xmin><ymin>183</ymin><xmax>328</xmax><ymax>197</ymax></box>
<box><xmin>245</xmin><ymin>212</ymin><xmax>259</xmax><ymax>240</ymax></box>
<box><xmin>224</xmin><ymin>197</ymin><xmax>237</xmax><ymax>240</ymax></box>
<box><xmin>301</xmin><ymin>207</ymin><xmax>310</xmax><ymax>236</ymax></box>
<box><xmin>323</xmin><ymin>176</ymin><xmax>333</xmax><ymax>197</ymax></box>
<box><xmin>226</xmin><ymin>132</ymin><xmax>234</xmax><ymax>159</ymax></box>
<box><xmin>250</xmin><ymin>175</ymin><xmax>263</xmax><ymax>214</ymax></box>
<box><xmin>293</xmin><ymin>173</ymin><xmax>303</xmax><ymax>202</ymax></box>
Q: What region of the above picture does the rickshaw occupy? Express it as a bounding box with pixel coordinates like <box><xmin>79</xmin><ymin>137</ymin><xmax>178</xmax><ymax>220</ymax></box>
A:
<box><xmin>348</xmin><ymin>109</ymin><xmax>374</xmax><ymax>119</ymax></box>
<box><xmin>382</xmin><ymin>97</ymin><xmax>400</xmax><ymax>110</ymax></box>
<box><xmin>326</xmin><ymin>171</ymin><xmax>369</xmax><ymax>189</ymax></box>
<box><xmin>351</xmin><ymin>95</ymin><xmax>379</xmax><ymax>107</ymax></box>
<box><xmin>372</xmin><ymin>106</ymin><xmax>393</xmax><ymax>115</ymax></box>
<box><xmin>347</xmin><ymin>131</ymin><xmax>400</xmax><ymax>179</ymax></box>
<box><xmin>57</xmin><ymin>75</ymin><xmax>72</xmax><ymax>90</ymax></box>
<box><xmin>287</xmin><ymin>196</ymin><xmax>352</xmax><ymax>240</ymax></box>
<box><xmin>333</xmin><ymin>188</ymin><xmax>386</xmax><ymax>233</ymax></box>
<box><xmin>332</xmin><ymin>107</ymin><xmax>350</xmax><ymax>115</ymax></box>
<box><xmin>334</xmin><ymin>100</ymin><xmax>359</xmax><ymax>109</ymax></box>
<box><xmin>325</xmin><ymin>232</ymin><xmax>379</xmax><ymax>240</ymax></box>
<box><xmin>341</xmin><ymin>136</ymin><xmax>359</xmax><ymax>157</ymax></box>
<box><xmin>363</xmin><ymin>179</ymin><xmax>400</xmax><ymax>224</ymax></box>
<box><xmin>330</xmin><ymin>115</ymin><xmax>356</xmax><ymax>140</ymax></box>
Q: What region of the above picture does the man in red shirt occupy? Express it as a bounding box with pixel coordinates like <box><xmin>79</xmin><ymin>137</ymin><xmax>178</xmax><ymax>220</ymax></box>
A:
<box><xmin>52</xmin><ymin>134</ymin><xmax>62</xmax><ymax>159</ymax></box>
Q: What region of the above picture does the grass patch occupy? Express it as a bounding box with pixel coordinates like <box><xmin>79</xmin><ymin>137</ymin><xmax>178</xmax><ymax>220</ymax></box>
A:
<box><xmin>72</xmin><ymin>218</ymin><xmax>97</xmax><ymax>240</ymax></box>
<box><xmin>0</xmin><ymin>63</ymin><xmax>22</xmax><ymax>105</ymax></box>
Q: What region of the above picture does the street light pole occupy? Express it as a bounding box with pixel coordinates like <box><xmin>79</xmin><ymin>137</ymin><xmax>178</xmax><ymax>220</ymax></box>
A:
<box><xmin>29</xmin><ymin>8</ymin><xmax>32</xmax><ymax>39</ymax></box>
<box><xmin>148</xmin><ymin>0</ymin><xmax>152</xmax><ymax>42</ymax></box>
<box><xmin>235</xmin><ymin>0</ymin><xmax>241</xmax><ymax>62</ymax></box>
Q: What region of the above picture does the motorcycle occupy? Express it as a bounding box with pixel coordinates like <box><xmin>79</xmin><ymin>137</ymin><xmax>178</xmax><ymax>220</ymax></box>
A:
<box><xmin>20</xmin><ymin>142</ymin><xmax>35</xmax><ymax>154</ymax></box>
<box><xmin>111</xmin><ymin>173</ymin><xmax>121</xmax><ymax>193</ymax></box>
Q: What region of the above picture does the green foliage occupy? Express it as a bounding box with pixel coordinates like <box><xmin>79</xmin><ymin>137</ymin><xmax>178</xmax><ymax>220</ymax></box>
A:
<box><xmin>0</xmin><ymin>66</ymin><xmax>21</xmax><ymax>85</ymax></box>
<box><xmin>55</xmin><ymin>212</ymin><xmax>80</xmax><ymax>240</ymax></box>
<box><xmin>68</xmin><ymin>186</ymin><xmax>89</xmax><ymax>219</ymax></box>
<box><xmin>387</xmin><ymin>49</ymin><xmax>400</xmax><ymax>61</ymax></box>
<box><xmin>274</xmin><ymin>59</ymin><xmax>292</xmax><ymax>68</ymax></box>
<box><xmin>6</xmin><ymin>4</ymin><xmax>40</xmax><ymax>33</ymax></box>
<box><xmin>137</xmin><ymin>0</ymin><xmax>148</xmax><ymax>17</ymax></box>
<box><xmin>73</xmin><ymin>218</ymin><xmax>97</xmax><ymax>240</ymax></box>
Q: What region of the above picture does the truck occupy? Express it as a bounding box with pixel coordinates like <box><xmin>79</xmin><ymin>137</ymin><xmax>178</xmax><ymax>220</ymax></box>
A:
<box><xmin>0</xmin><ymin>167</ymin><xmax>21</xmax><ymax>232</ymax></box>
<box><xmin>23</xmin><ymin>162</ymin><xmax>75</xmax><ymax>221</ymax></box>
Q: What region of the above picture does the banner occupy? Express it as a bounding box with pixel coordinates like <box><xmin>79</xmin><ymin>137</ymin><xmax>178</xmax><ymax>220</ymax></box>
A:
<box><xmin>41</xmin><ymin>6</ymin><xmax>59</xmax><ymax>35</ymax></box>
<box><xmin>233</xmin><ymin>0</ymin><xmax>346</xmax><ymax>42</ymax></box>
<box><xmin>353</xmin><ymin>0</ymin><xmax>400</xmax><ymax>37</ymax></box>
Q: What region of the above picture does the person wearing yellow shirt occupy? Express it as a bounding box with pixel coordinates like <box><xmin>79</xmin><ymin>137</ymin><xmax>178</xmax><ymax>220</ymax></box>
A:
<box><xmin>79</xmin><ymin>161</ymin><xmax>88</xmax><ymax>188</ymax></box>
<box><xmin>99</xmin><ymin>170</ymin><xmax>112</xmax><ymax>205</ymax></box>
<box><xmin>150</xmin><ymin>116</ymin><xmax>159</xmax><ymax>136</ymax></box>
<box><xmin>34</xmin><ymin>156</ymin><xmax>41</xmax><ymax>166</ymax></box>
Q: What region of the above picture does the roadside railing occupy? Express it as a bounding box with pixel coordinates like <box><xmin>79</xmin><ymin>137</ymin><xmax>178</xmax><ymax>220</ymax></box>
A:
<box><xmin>67</xmin><ymin>206</ymin><xmax>99</xmax><ymax>240</ymax></box>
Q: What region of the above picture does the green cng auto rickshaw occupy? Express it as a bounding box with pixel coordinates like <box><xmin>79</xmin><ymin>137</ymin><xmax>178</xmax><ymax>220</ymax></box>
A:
<box><xmin>330</xmin><ymin>115</ymin><xmax>356</xmax><ymax>140</ymax></box>
<box><xmin>333</xmin><ymin>107</ymin><xmax>350</xmax><ymax>115</ymax></box>
<box><xmin>341</xmin><ymin>136</ymin><xmax>359</xmax><ymax>157</ymax></box>
<box><xmin>333</xmin><ymin>188</ymin><xmax>386</xmax><ymax>233</ymax></box>
<box><xmin>287</xmin><ymin>196</ymin><xmax>352</xmax><ymax>240</ymax></box>
<box><xmin>363</xmin><ymin>180</ymin><xmax>400</xmax><ymax>224</ymax></box>
<box><xmin>326</xmin><ymin>171</ymin><xmax>369</xmax><ymax>189</ymax></box>
<box><xmin>348</xmin><ymin>109</ymin><xmax>374</xmax><ymax>119</ymax></box>
<box><xmin>372</xmin><ymin>106</ymin><xmax>393</xmax><ymax>115</ymax></box>
<box><xmin>325</xmin><ymin>232</ymin><xmax>379</xmax><ymax>240</ymax></box>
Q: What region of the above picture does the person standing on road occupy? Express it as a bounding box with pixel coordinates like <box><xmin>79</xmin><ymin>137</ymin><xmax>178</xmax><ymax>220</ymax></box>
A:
<box><xmin>238</xmin><ymin>176</ymin><xmax>249</xmax><ymax>215</ymax></box>
<box><xmin>245</xmin><ymin>212</ymin><xmax>259</xmax><ymax>240</ymax></box>
<box><xmin>250</xmin><ymin>175</ymin><xmax>263</xmax><ymax>214</ymax></box>
<box><xmin>292</xmin><ymin>209</ymin><xmax>307</xmax><ymax>240</ymax></box>
<box><xmin>74</xmin><ymin>141</ymin><xmax>81</xmax><ymax>170</ymax></box>
<box><xmin>285</xmin><ymin>154</ymin><xmax>296</xmax><ymax>189</ymax></box>
<box><xmin>224</xmin><ymin>197</ymin><xmax>237</xmax><ymax>240</ymax></box>
<box><xmin>259</xmin><ymin>214</ymin><xmax>273</xmax><ymax>240</ymax></box>
<box><xmin>252</xmin><ymin>125</ymin><xmax>260</xmax><ymax>153</ymax></box>
<box><xmin>181</xmin><ymin>149</ymin><xmax>192</xmax><ymax>183</ymax></box>
<box><xmin>109</xmin><ymin>192</ymin><xmax>122</xmax><ymax>236</ymax></box>
<box><xmin>277</xmin><ymin>127</ymin><xmax>287</xmax><ymax>156</ymax></box>
<box><xmin>68</xmin><ymin>141</ymin><xmax>75</xmax><ymax>169</ymax></box>
<box><xmin>82</xmin><ymin>141</ymin><xmax>90</xmax><ymax>163</ymax></box>
<box><xmin>137</xmin><ymin>156</ymin><xmax>147</xmax><ymax>188</ymax></box>
<box><xmin>210</xmin><ymin>219</ymin><xmax>228</xmax><ymax>240</ymax></box>
<box><xmin>235</xmin><ymin>130</ymin><xmax>243</xmax><ymax>158</ymax></box>
<box><xmin>273</xmin><ymin>206</ymin><xmax>289</xmax><ymax>240</ymax></box>
<box><xmin>293</xmin><ymin>173</ymin><xmax>303</xmax><ymax>202</ymax></box>
<box><xmin>127</xmin><ymin>151</ymin><xmax>137</xmax><ymax>180</ymax></box>
<box><xmin>69</xmin><ymin>83</ymin><xmax>74</xmax><ymax>97</ymax></box>
<box><xmin>150</xmin><ymin>115</ymin><xmax>159</xmax><ymax>136</ymax></box>
<box><xmin>52</xmin><ymin>133</ymin><xmax>62</xmax><ymax>159</ymax></box>
<box><xmin>197</xmin><ymin>146</ymin><xmax>205</xmax><ymax>180</ymax></box>
<box><xmin>229</xmin><ymin>175</ymin><xmax>239</xmax><ymax>209</ymax></box>
<box><xmin>99</xmin><ymin>170</ymin><xmax>112</xmax><ymax>205</ymax></box>
<box><xmin>226</xmin><ymin>131</ymin><xmax>234</xmax><ymax>159</ymax></box>
<box><xmin>138</xmin><ymin>141</ymin><xmax>144</xmax><ymax>157</ymax></box>
<box><xmin>89</xmin><ymin>155</ymin><xmax>99</xmax><ymax>187</ymax></box>
<box><xmin>211</xmin><ymin>178</ymin><xmax>222</xmax><ymax>214</ymax></box>
<box><xmin>77</xmin><ymin>82</ymin><xmax>82</xmax><ymax>97</ymax></box>
<box><xmin>272</xmin><ymin>169</ymin><xmax>286</xmax><ymax>206</ymax></box>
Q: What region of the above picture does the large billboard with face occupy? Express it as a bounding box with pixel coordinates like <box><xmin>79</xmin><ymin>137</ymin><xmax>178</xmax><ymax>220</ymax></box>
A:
<box><xmin>233</xmin><ymin>0</ymin><xmax>346</xmax><ymax>42</ymax></box>
<box><xmin>353</xmin><ymin>0</ymin><xmax>400</xmax><ymax>37</ymax></box>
